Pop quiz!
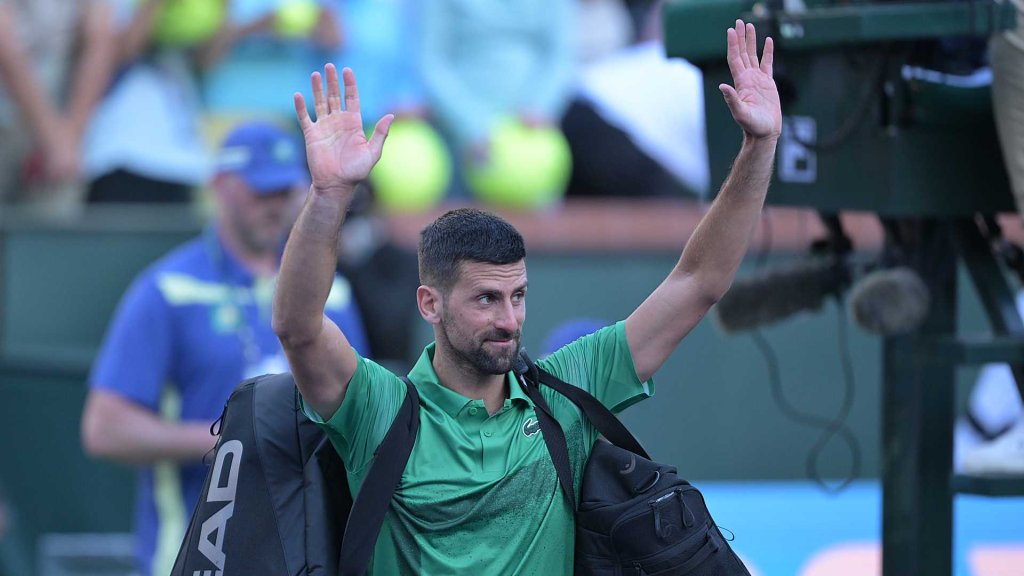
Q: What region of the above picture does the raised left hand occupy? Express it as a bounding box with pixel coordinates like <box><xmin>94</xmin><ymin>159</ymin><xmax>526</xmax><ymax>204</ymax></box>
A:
<box><xmin>293</xmin><ymin>64</ymin><xmax>393</xmax><ymax>196</ymax></box>
<box><xmin>720</xmin><ymin>20</ymin><xmax>782</xmax><ymax>140</ymax></box>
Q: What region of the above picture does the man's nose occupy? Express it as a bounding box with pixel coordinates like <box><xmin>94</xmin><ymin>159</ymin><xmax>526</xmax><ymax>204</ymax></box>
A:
<box><xmin>494</xmin><ymin>300</ymin><xmax>519</xmax><ymax>333</ymax></box>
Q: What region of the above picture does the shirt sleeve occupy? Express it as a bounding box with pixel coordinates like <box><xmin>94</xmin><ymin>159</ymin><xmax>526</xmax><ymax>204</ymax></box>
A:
<box><xmin>536</xmin><ymin>320</ymin><xmax>654</xmax><ymax>414</ymax></box>
<box><xmin>300</xmin><ymin>353</ymin><xmax>407</xmax><ymax>473</ymax></box>
<box><xmin>88</xmin><ymin>272</ymin><xmax>174</xmax><ymax>411</ymax></box>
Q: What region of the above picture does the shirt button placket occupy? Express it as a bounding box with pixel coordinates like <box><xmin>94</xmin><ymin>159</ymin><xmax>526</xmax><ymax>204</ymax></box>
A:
<box><xmin>481</xmin><ymin>419</ymin><xmax>499</xmax><ymax>472</ymax></box>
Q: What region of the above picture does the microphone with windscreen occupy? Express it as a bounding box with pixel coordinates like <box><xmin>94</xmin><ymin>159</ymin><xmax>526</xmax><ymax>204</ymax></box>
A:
<box><xmin>846</xmin><ymin>267</ymin><xmax>930</xmax><ymax>336</ymax></box>
<box><xmin>713</xmin><ymin>257</ymin><xmax>850</xmax><ymax>334</ymax></box>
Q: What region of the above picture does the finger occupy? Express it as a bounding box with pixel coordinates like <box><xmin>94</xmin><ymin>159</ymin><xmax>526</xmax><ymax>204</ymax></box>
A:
<box><xmin>761</xmin><ymin>36</ymin><xmax>774</xmax><ymax>77</ymax></box>
<box><xmin>294</xmin><ymin>92</ymin><xmax>312</xmax><ymax>130</ymax></box>
<box><xmin>725</xmin><ymin>27</ymin><xmax>743</xmax><ymax>79</ymax></box>
<box><xmin>343</xmin><ymin>67</ymin><xmax>360</xmax><ymax>115</ymax></box>
<box><xmin>368</xmin><ymin>114</ymin><xmax>395</xmax><ymax>162</ymax></box>
<box><xmin>719</xmin><ymin>83</ymin><xmax>740</xmax><ymax>114</ymax></box>
<box><xmin>325</xmin><ymin>63</ymin><xmax>343</xmax><ymax>114</ymax></box>
<box><xmin>745</xmin><ymin>22</ymin><xmax>759</xmax><ymax>69</ymax></box>
<box><xmin>735</xmin><ymin>20</ymin><xmax>750</xmax><ymax>68</ymax></box>
<box><xmin>311</xmin><ymin>71</ymin><xmax>327</xmax><ymax>120</ymax></box>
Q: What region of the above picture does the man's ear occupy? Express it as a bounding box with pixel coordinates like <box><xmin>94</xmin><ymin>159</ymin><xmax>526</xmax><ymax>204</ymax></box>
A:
<box><xmin>417</xmin><ymin>285</ymin><xmax>442</xmax><ymax>325</ymax></box>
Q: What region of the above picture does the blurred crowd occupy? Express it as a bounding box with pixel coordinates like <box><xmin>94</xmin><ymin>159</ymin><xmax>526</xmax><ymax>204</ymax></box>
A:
<box><xmin>0</xmin><ymin>0</ymin><xmax>709</xmax><ymax>220</ymax></box>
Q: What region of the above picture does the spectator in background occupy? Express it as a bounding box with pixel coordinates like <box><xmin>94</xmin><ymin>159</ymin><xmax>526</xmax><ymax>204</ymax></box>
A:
<box><xmin>419</xmin><ymin>0</ymin><xmax>575</xmax><ymax>199</ymax></box>
<box><xmin>0</xmin><ymin>0</ymin><xmax>118</xmax><ymax>216</ymax></box>
<box><xmin>81</xmin><ymin>120</ymin><xmax>370</xmax><ymax>576</ymax></box>
<box><xmin>202</xmin><ymin>0</ymin><xmax>342</xmax><ymax>124</ymax></box>
<box><xmin>574</xmin><ymin>0</ymin><xmax>633</xmax><ymax>65</ymax></box>
<box><xmin>82</xmin><ymin>0</ymin><xmax>216</xmax><ymax>204</ymax></box>
<box><xmin>325</xmin><ymin>0</ymin><xmax>424</xmax><ymax>122</ymax></box>
<box><xmin>83</xmin><ymin>0</ymin><xmax>315</xmax><ymax>204</ymax></box>
<box><xmin>562</xmin><ymin>0</ymin><xmax>710</xmax><ymax>199</ymax></box>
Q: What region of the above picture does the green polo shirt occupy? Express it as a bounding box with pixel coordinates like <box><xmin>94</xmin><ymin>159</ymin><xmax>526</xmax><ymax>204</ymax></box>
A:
<box><xmin>305</xmin><ymin>320</ymin><xmax>654</xmax><ymax>575</ymax></box>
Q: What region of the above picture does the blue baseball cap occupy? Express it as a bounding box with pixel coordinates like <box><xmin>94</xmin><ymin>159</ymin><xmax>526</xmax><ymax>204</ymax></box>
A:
<box><xmin>215</xmin><ymin>121</ymin><xmax>308</xmax><ymax>195</ymax></box>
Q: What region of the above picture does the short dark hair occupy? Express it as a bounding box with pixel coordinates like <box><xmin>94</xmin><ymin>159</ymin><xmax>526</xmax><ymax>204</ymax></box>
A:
<box><xmin>418</xmin><ymin>208</ymin><xmax>526</xmax><ymax>292</ymax></box>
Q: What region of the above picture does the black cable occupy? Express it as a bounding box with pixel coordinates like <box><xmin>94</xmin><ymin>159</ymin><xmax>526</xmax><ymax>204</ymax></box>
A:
<box><xmin>811</xmin><ymin>294</ymin><xmax>862</xmax><ymax>493</ymax></box>
<box><xmin>747</xmin><ymin>212</ymin><xmax>862</xmax><ymax>493</ymax></box>
<box><xmin>750</xmin><ymin>321</ymin><xmax>861</xmax><ymax>493</ymax></box>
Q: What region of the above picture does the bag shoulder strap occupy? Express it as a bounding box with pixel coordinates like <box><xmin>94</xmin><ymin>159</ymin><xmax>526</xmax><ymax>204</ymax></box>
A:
<box><xmin>339</xmin><ymin>377</ymin><xmax>420</xmax><ymax>576</ymax></box>
<box><xmin>517</xmin><ymin>369</ymin><xmax>578</xmax><ymax>509</ymax></box>
<box><xmin>514</xmin><ymin>350</ymin><xmax>652</xmax><ymax>511</ymax></box>
<box><xmin>527</xmin><ymin>354</ymin><xmax>649</xmax><ymax>460</ymax></box>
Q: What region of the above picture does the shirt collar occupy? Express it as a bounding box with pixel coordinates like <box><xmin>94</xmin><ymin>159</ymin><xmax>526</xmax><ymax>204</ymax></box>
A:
<box><xmin>205</xmin><ymin>224</ymin><xmax>284</xmax><ymax>286</ymax></box>
<box><xmin>205</xmin><ymin>225</ymin><xmax>253</xmax><ymax>284</ymax></box>
<box><xmin>408</xmin><ymin>342</ymin><xmax>532</xmax><ymax>418</ymax></box>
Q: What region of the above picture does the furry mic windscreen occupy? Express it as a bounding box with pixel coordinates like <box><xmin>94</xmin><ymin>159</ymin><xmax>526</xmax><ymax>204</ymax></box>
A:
<box><xmin>713</xmin><ymin>258</ymin><xmax>849</xmax><ymax>334</ymax></box>
<box><xmin>846</xmin><ymin>267</ymin><xmax>931</xmax><ymax>336</ymax></box>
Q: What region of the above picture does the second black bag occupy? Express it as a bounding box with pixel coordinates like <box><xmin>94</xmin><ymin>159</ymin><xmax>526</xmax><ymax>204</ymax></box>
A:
<box><xmin>517</xmin><ymin>354</ymin><xmax>751</xmax><ymax>576</ymax></box>
<box><xmin>573</xmin><ymin>441</ymin><xmax>750</xmax><ymax>575</ymax></box>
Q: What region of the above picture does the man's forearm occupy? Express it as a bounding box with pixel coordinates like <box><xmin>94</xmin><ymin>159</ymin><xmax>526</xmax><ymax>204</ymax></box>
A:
<box><xmin>273</xmin><ymin>186</ymin><xmax>354</xmax><ymax>344</ymax></box>
<box><xmin>0</xmin><ymin>8</ymin><xmax>62</xmax><ymax>147</ymax></box>
<box><xmin>96</xmin><ymin>421</ymin><xmax>215</xmax><ymax>465</ymax></box>
<box><xmin>66</xmin><ymin>3</ymin><xmax>118</xmax><ymax>140</ymax></box>
<box><xmin>119</xmin><ymin>0</ymin><xmax>161</xmax><ymax>62</ymax></box>
<box><xmin>82</xmin><ymin>391</ymin><xmax>215</xmax><ymax>465</ymax></box>
<box><xmin>676</xmin><ymin>135</ymin><xmax>777</xmax><ymax>298</ymax></box>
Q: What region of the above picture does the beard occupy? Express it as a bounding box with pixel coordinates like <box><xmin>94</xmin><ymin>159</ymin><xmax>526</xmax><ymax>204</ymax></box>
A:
<box><xmin>438</xmin><ymin>314</ymin><xmax>521</xmax><ymax>375</ymax></box>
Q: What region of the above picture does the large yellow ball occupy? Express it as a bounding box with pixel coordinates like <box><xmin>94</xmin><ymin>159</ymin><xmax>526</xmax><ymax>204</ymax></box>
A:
<box><xmin>275</xmin><ymin>0</ymin><xmax>319</xmax><ymax>38</ymax></box>
<box><xmin>466</xmin><ymin>119</ymin><xmax>572</xmax><ymax>210</ymax></box>
<box><xmin>369</xmin><ymin>119</ymin><xmax>452</xmax><ymax>213</ymax></box>
<box><xmin>153</xmin><ymin>0</ymin><xmax>226</xmax><ymax>47</ymax></box>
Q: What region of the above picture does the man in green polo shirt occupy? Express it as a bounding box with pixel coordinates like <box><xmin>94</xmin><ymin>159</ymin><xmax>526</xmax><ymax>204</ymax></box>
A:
<box><xmin>273</xmin><ymin>19</ymin><xmax>781</xmax><ymax>575</ymax></box>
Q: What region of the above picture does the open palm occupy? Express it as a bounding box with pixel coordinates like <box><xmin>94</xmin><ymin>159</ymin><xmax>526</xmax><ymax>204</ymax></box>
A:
<box><xmin>720</xmin><ymin>20</ymin><xmax>782</xmax><ymax>140</ymax></box>
<box><xmin>294</xmin><ymin>64</ymin><xmax>394</xmax><ymax>193</ymax></box>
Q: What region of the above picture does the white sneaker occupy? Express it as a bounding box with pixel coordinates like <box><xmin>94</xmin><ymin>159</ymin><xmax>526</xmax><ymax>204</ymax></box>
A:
<box><xmin>961</xmin><ymin>420</ymin><xmax>1024</xmax><ymax>476</ymax></box>
<box><xmin>953</xmin><ymin>417</ymin><xmax>986</xmax><ymax>473</ymax></box>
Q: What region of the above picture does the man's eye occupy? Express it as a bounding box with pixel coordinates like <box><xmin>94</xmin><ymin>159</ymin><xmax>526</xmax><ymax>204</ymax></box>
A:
<box><xmin>512</xmin><ymin>292</ymin><xmax>524</xmax><ymax>304</ymax></box>
<box><xmin>479</xmin><ymin>295</ymin><xmax>492</xmax><ymax>305</ymax></box>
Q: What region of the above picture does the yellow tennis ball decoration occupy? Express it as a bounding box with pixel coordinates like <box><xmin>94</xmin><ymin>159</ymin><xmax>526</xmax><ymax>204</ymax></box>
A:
<box><xmin>275</xmin><ymin>0</ymin><xmax>320</xmax><ymax>38</ymax></box>
<box><xmin>369</xmin><ymin>119</ymin><xmax>452</xmax><ymax>213</ymax></box>
<box><xmin>466</xmin><ymin>118</ymin><xmax>572</xmax><ymax>210</ymax></box>
<box><xmin>153</xmin><ymin>0</ymin><xmax>226</xmax><ymax>47</ymax></box>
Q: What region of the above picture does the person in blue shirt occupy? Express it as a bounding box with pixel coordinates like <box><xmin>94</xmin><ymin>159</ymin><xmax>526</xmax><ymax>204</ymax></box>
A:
<box><xmin>80</xmin><ymin>119</ymin><xmax>370</xmax><ymax>576</ymax></box>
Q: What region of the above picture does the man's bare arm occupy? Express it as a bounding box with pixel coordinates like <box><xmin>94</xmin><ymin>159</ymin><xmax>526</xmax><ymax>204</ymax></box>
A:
<box><xmin>273</xmin><ymin>65</ymin><xmax>392</xmax><ymax>420</ymax></box>
<box><xmin>81</xmin><ymin>389</ymin><xmax>215</xmax><ymax>465</ymax></box>
<box><xmin>66</xmin><ymin>2</ymin><xmax>119</xmax><ymax>141</ymax></box>
<box><xmin>626</xmin><ymin>20</ymin><xmax>782</xmax><ymax>381</ymax></box>
<box><xmin>0</xmin><ymin>4</ymin><xmax>67</xmax><ymax>175</ymax></box>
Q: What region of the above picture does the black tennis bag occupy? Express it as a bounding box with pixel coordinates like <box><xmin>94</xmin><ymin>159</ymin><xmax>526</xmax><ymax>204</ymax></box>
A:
<box><xmin>517</xmin><ymin>354</ymin><xmax>752</xmax><ymax>576</ymax></box>
<box><xmin>170</xmin><ymin>372</ymin><xmax>418</xmax><ymax>576</ymax></box>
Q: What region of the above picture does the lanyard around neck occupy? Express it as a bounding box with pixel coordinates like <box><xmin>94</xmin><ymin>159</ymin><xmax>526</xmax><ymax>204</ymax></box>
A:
<box><xmin>205</xmin><ymin>228</ymin><xmax>262</xmax><ymax>368</ymax></box>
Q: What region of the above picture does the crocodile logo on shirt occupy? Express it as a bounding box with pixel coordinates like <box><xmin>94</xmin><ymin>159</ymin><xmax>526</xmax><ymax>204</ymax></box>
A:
<box><xmin>522</xmin><ymin>417</ymin><xmax>541</xmax><ymax>437</ymax></box>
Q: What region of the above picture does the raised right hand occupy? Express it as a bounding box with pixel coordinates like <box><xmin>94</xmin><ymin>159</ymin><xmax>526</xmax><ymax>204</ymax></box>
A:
<box><xmin>294</xmin><ymin>64</ymin><xmax>394</xmax><ymax>195</ymax></box>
